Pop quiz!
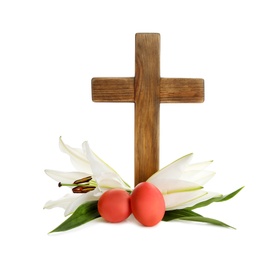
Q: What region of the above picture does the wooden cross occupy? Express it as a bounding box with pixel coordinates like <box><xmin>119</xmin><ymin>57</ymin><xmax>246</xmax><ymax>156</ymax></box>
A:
<box><xmin>91</xmin><ymin>33</ymin><xmax>204</xmax><ymax>186</ymax></box>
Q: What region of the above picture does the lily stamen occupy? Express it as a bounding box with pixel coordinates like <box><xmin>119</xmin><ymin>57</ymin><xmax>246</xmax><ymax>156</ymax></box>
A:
<box><xmin>72</xmin><ymin>186</ymin><xmax>95</xmax><ymax>193</ymax></box>
<box><xmin>73</xmin><ymin>176</ymin><xmax>92</xmax><ymax>184</ymax></box>
<box><xmin>58</xmin><ymin>176</ymin><xmax>96</xmax><ymax>194</ymax></box>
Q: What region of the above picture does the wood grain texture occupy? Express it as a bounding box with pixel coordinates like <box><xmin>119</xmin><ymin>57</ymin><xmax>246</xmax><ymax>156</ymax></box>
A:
<box><xmin>160</xmin><ymin>78</ymin><xmax>204</xmax><ymax>102</ymax></box>
<box><xmin>92</xmin><ymin>78</ymin><xmax>204</xmax><ymax>103</ymax></box>
<box><xmin>92</xmin><ymin>78</ymin><xmax>134</xmax><ymax>102</ymax></box>
<box><xmin>134</xmin><ymin>33</ymin><xmax>160</xmax><ymax>185</ymax></box>
<box><xmin>91</xmin><ymin>33</ymin><xmax>204</xmax><ymax>186</ymax></box>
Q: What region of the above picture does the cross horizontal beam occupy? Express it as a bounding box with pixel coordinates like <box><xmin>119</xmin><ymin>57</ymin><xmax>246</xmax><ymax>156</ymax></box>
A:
<box><xmin>92</xmin><ymin>77</ymin><xmax>204</xmax><ymax>103</ymax></box>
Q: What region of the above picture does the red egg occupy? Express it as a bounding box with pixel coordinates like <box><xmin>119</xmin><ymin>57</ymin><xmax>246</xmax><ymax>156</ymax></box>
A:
<box><xmin>131</xmin><ymin>182</ymin><xmax>165</xmax><ymax>227</ymax></box>
<box><xmin>98</xmin><ymin>189</ymin><xmax>131</xmax><ymax>223</ymax></box>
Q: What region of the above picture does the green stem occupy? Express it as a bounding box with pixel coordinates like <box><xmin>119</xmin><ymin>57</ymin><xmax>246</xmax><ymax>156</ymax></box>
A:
<box><xmin>59</xmin><ymin>182</ymin><xmax>96</xmax><ymax>188</ymax></box>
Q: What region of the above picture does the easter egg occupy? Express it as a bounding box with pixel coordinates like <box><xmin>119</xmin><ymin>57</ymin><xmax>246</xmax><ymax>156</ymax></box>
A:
<box><xmin>131</xmin><ymin>182</ymin><xmax>165</xmax><ymax>227</ymax></box>
<box><xmin>98</xmin><ymin>189</ymin><xmax>131</xmax><ymax>223</ymax></box>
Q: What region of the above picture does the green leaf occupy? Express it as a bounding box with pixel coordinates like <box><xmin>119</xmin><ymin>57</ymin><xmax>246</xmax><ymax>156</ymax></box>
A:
<box><xmin>49</xmin><ymin>201</ymin><xmax>100</xmax><ymax>233</ymax></box>
<box><xmin>163</xmin><ymin>209</ymin><xmax>202</xmax><ymax>221</ymax></box>
<box><xmin>163</xmin><ymin>209</ymin><xmax>235</xmax><ymax>229</ymax></box>
<box><xmin>218</xmin><ymin>186</ymin><xmax>245</xmax><ymax>202</ymax></box>
<box><xmin>186</xmin><ymin>186</ymin><xmax>244</xmax><ymax>210</ymax></box>
<box><xmin>178</xmin><ymin>216</ymin><xmax>235</xmax><ymax>229</ymax></box>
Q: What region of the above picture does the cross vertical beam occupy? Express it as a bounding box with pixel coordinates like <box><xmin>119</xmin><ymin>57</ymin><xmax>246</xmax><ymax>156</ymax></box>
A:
<box><xmin>134</xmin><ymin>33</ymin><xmax>160</xmax><ymax>185</ymax></box>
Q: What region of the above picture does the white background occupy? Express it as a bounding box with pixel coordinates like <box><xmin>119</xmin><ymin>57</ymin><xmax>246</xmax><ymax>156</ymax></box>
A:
<box><xmin>1</xmin><ymin>0</ymin><xmax>268</xmax><ymax>259</ymax></box>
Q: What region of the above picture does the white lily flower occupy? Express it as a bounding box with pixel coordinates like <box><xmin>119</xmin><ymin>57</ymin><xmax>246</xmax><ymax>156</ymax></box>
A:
<box><xmin>147</xmin><ymin>153</ymin><xmax>221</xmax><ymax>210</ymax></box>
<box><xmin>44</xmin><ymin>137</ymin><xmax>131</xmax><ymax>216</ymax></box>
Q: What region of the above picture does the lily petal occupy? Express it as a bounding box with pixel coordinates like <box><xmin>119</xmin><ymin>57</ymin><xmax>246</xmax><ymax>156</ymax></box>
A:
<box><xmin>180</xmin><ymin>170</ymin><xmax>216</xmax><ymax>185</ymax></box>
<box><xmin>59</xmin><ymin>137</ymin><xmax>92</xmax><ymax>174</ymax></box>
<box><xmin>185</xmin><ymin>160</ymin><xmax>213</xmax><ymax>172</ymax></box>
<box><xmin>147</xmin><ymin>153</ymin><xmax>193</xmax><ymax>182</ymax></box>
<box><xmin>97</xmin><ymin>172</ymin><xmax>132</xmax><ymax>191</ymax></box>
<box><xmin>82</xmin><ymin>141</ymin><xmax>117</xmax><ymax>175</ymax></box>
<box><xmin>44</xmin><ymin>194</ymin><xmax>80</xmax><ymax>210</ymax></box>
<box><xmin>148</xmin><ymin>178</ymin><xmax>202</xmax><ymax>194</ymax></box>
<box><xmin>44</xmin><ymin>169</ymin><xmax>90</xmax><ymax>184</ymax></box>
<box><xmin>64</xmin><ymin>189</ymin><xmax>101</xmax><ymax>216</ymax></box>
<box><xmin>183</xmin><ymin>191</ymin><xmax>222</xmax><ymax>209</ymax></box>
<box><xmin>82</xmin><ymin>142</ymin><xmax>131</xmax><ymax>189</ymax></box>
<box><xmin>166</xmin><ymin>191</ymin><xmax>221</xmax><ymax>210</ymax></box>
<box><xmin>164</xmin><ymin>190</ymin><xmax>208</xmax><ymax>210</ymax></box>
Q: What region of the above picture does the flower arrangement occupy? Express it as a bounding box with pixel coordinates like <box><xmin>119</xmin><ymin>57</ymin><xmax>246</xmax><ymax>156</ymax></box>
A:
<box><xmin>44</xmin><ymin>137</ymin><xmax>243</xmax><ymax>233</ymax></box>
